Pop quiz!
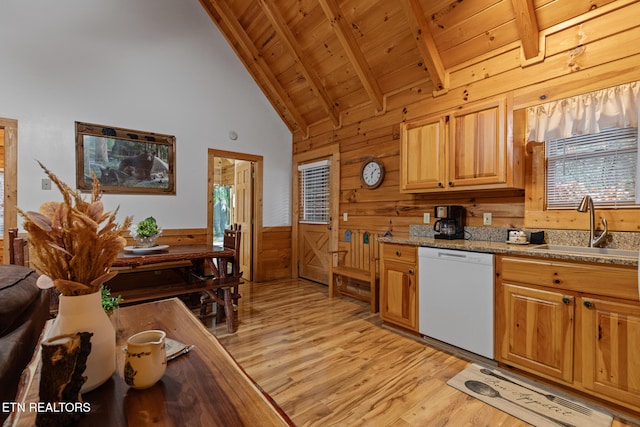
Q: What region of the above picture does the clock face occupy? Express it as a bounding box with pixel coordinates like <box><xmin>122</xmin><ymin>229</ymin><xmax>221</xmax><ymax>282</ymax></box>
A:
<box><xmin>360</xmin><ymin>159</ymin><xmax>384</xmax><ymax>189</ymax></box>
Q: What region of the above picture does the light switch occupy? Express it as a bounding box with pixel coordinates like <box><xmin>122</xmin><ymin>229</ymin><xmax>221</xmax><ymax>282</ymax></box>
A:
<box><xmin>42</xmin><ymin>178</ymin><xmax>52</xmax><ymax>190</ymax></box>
<box><xmin>483</xmin><ymin>212</ymin><xmax>492</xmax><ymax>225</ymax></box>
<box><xmin>343</xmin><ymin>213</ymin><xmax>348</xmax><ymax>222</ymax></box>
<box><xmin>423</xmin><ymin>212</ymin><xmax>430</xmax><ymax>224</ymax></box>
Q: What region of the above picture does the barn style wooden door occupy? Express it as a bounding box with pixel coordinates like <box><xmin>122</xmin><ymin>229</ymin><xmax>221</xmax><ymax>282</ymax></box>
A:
<box><xmin>298</xmin><ymin>223</ymin><xmax>330</xmax><ymax>284</ymax></box>
<box><xmin>293</xmin><ymin>145</ymin><xmax>339</xmax><ymax>286</ymax></box>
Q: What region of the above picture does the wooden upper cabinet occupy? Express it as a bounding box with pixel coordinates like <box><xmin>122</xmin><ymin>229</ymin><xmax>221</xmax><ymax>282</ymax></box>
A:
<box><xmin>449</xmin><ymin>98</ymin><xmax>505</xmax><ymax>187</ymax></box>
<box><xmin>400</xmin><ymin>96</ymin><xmax>524</xmax><ymax>193</ymax></box>
<box><xmin>400</xmin><ymin>116</ymin><xmax>446</xmax><ymax>191</ymax></box>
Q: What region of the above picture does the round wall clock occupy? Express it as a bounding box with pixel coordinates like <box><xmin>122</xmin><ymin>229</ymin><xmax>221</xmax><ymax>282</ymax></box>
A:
<box><xmin>360</xmin><ymin>158</ymin><xmax>385</xmax><ymax>189</ymax></box>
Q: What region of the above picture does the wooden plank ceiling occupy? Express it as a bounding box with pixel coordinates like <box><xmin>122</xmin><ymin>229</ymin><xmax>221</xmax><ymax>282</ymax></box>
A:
<box><xmin>199</xmin><ymin>0</ymin><xmax>615</xmax><ymax>135</ymax></box>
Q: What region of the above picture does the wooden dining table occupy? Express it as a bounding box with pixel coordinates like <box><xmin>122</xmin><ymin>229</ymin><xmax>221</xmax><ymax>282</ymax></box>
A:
<box><xmin>112</xmin><ymin>244</ymin><xmax>235</xmax><ymax>269</ymax></box>
<box><xmin>7</xmin><ymin>298</ymin><xmax>293</xmax><ymax>427</ymax></box>
<box><xmin>109</xmin><ymin>244</ymin><xmax>242</xmax><ymax>332</ymax></box>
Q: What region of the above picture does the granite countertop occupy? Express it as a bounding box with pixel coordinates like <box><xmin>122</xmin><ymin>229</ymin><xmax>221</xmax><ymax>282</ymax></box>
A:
<box><xmin>379</xmin><ymin>227</ymin><xmax>640</xmax><ymax>267</ymax></box>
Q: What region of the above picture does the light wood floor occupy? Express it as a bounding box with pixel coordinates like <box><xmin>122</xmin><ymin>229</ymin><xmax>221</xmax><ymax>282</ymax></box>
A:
<box><xmin>201</xmin><ymin>278</ymin><xmax>635</xmax><ymax>427</ymax></box>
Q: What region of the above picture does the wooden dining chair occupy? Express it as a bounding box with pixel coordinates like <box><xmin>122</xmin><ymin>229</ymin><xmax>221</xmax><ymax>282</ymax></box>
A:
<box><xmin>8</xmin><ymin>228</ymin><xmax>27</xmax><ymax>266</ymax></box>
<box><xmin>199</xmin><ymin>224</ymin><xmax>243</xmax><ymax>328</ymax></box>
<box><xmin>221</xmin><ymin>224</ymin><xmax>242</xmax><ymax>278</ymax></box>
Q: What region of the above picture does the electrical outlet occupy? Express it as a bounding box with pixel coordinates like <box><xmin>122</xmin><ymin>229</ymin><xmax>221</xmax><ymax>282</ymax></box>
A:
<box><xmin>343</xmin><ymin>212</ymin><xmax>348</xmax><ymax>222</ymax></box>
<box><xmin>483</xmin><ymin>212</ymin><xmax>492</xmax><ymax>225</ymax></box>
<box><xmin>423</xmin><ymin>212</ymin><xmax>430</xmax><ymax>224</ymax></box>
<box><xmin>42</xmin><ymin>178</ymin><xmax>52</xmax><ymax>190</ymax></box>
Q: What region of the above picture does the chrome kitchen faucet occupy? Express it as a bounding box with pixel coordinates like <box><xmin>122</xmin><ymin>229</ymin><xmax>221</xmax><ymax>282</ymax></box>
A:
<box><xmin>577</xmin><ymin>195</ymin><xmax>608</xmax><ymax>247</ymax></box>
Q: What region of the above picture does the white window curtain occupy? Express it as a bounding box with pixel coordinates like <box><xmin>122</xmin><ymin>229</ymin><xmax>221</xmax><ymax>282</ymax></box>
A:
<box><xmin>527</xmin><ymin>81</ymin><xmax>640</xmax><ymax>142</ymax></box>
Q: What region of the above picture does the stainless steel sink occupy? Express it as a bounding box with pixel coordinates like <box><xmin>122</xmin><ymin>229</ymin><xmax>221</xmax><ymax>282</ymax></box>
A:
<box><xmin>531</xmin><ymin>244</ymin><xmax>639</xmax><ymax>258</ymax></box>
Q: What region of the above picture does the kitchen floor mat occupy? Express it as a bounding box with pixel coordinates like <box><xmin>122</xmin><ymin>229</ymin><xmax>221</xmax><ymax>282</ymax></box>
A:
<box><xmin>447</xmin><ymin>363</ymin><xmax>612</xmax><ymax>427</ymax></box>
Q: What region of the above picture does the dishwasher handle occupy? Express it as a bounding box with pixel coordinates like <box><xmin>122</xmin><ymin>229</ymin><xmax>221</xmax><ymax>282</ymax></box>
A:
<box><xmin>419</xmin><ymin>247</ymin><xmax>494</xmax><ymax>265</ymax></box>
<box><xmin>436</xmin><ymin>251</ymin><xmax>468</xmax><ymax>260</ymax></box>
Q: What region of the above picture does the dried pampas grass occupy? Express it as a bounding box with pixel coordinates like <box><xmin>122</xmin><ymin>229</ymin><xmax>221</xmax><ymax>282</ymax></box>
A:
<box><xmin>19</xmin><ymin>161</ymin><xmax>132</xmax><ymax>296</ymax></box>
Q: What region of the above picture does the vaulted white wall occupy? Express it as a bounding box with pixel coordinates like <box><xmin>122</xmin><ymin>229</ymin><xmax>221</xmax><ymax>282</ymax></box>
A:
<box><xmin>0</xmin><ymin>0</ymin><xmax>292</xmax><ymax>228</ymax></box>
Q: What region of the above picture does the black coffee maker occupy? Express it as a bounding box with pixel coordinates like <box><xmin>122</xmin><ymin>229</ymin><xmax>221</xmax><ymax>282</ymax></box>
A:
<box><xmin>433</xmin><ymin>205</ymin><xmax>465</xmax><ymax>240</ymax></box>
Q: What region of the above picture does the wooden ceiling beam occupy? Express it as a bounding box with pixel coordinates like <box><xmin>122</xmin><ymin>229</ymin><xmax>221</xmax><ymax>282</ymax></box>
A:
<box><xmin>511</xmin><ymin>0</ymin><xmax>540</xmax><ymax>60</ymax></box>
<box><xmin>200</xmin><ymin>0</ymin><xmax>308</xmax><ymax>133</ymax></box>
<box><xmin>400</xmin><ymin>0</ymin><xmax>448</xmax><ymax>93</ymax></box>
<box><xmin>258</xmin><ymin>0</ymin><xmax>340</xmax><ymax>127</ymax></box>
<box><xmin>318</xmin><ymin>0</ymin><xmax>385</xmax><ymax>112</ymax></box>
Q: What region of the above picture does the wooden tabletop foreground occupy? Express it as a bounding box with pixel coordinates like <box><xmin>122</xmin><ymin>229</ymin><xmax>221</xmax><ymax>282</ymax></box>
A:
<box><xmin>8</xmin><ymin>298</ymin><xmax>292</xmax><ymax>427</ymax></box>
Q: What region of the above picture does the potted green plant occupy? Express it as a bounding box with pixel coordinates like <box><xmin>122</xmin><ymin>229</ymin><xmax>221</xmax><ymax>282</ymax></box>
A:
<box><xmin>101</xmin><ymin>286</ymin><xmax>123</xmax><ymax>315</ymax></box>
<box><xmin>131</xmin><ymin>216</ymin><xmax>162</xmax><ymax>247</ymax></box>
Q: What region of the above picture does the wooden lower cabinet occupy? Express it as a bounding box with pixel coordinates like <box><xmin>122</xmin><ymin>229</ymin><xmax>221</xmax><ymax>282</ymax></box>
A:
<box><xmin>496</xmin><ymin>283</ymin><xmax>574</xmax><ymax>383</ymax></box>
<box><xmin>495</xmin><ymin>255</ymin><xmax>640</xmax><ymax>413</ymax></box>
<box><xmin>579</xmin><ymin>296</ymin><xmax>640</xmax><ymax>409</ymax></box>
<box><xmin>380</xmin><ymin>244</ymin><xmax>417</xmax><ymax>331</ymax></box>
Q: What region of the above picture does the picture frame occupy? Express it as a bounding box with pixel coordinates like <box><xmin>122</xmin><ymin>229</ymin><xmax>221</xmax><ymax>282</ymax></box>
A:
<box><xmin>75</xmin><ymin>121</ymin><xmax>176</xmax><ymax>195</ymax></box>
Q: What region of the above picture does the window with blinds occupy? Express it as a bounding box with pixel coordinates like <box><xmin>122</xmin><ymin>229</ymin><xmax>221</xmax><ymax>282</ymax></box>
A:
<box><xmin>298</xmin><ymin>159</ymin><xmax>330</xmax><ymax>223</ymax></box>
<box><xmin>546</xmin><ymin>126</ymin><xmax>639</xmax><ymax>209</ymax></box>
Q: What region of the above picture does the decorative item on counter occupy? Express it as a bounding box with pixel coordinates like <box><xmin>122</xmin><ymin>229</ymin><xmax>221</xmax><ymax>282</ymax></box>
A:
<box><xmin>124</xmin><ymin>330</ymin><xmax>167</xmax><ymax>389</ymax></box>
<box><xmin>130</xmin><ymin>216</ymin><xmax>162</xmax><ymax>247</ymax></box>
<box><xmin>507</xmin><ymin>230</ymin><xmax>528</xmax><ymax>244</ymax></box>
<box><xmin>19</xmin><ymin>161</ymin><xmax>132</xmax><ymax>393</ymax></box>
<box><xmin>36</xmin><ymin>332</ymin><xmax>92</xmax><ymax>427</ymax></box>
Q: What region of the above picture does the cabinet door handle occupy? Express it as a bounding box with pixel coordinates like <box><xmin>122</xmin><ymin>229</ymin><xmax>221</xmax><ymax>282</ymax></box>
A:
<box><xmin>583</xmin><ymin>301</ymin><xmax>594</xmax><ymax>309</ymax></box>
<box><xmin>448</xmin><ymin>181</ymin><xmax>454</xmax><ymax>187</ymax></box>
<box><xmin>395</xmin><ymin>250</ymin><xmax>401</xmax><ymax>257</ymax></box>
<box><xmin>408</xmin><ymin>269</ymin><xmax>414</xmax><ymax>275</ymax></box>
<box><xmin>562</xmin><ymin>296</ymin><xmax>571</xmax><ymax>305</ymax></box>
<box><xmin>438</xmin><ymin>182</ymin><xmax>444</xmax><ymax>188</ymax></box>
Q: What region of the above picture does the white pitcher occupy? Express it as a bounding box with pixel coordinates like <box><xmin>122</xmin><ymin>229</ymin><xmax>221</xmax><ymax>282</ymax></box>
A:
<box><xmin>124</xmin><ymin>330</ymin><xmax>167</xmax><ymax>389</ymax></box>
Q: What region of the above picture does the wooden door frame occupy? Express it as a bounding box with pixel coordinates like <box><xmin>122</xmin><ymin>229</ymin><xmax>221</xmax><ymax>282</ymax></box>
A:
<box><xmin>207</xmin><ymin>149</ymin><xmax>262</xmax><ymax>281</ymax></box>
<box><xmin>292</xmin><ymin>144</ymin><xmax>340</xmax><ymax>278</ymax></box>
<box><xmin>1</xmin><ymin>118</ymin><xmax>18</xmax><ymax>263</ymax></box>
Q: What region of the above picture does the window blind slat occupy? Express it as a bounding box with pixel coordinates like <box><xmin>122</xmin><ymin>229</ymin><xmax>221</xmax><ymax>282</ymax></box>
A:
<box><xmin>298</xmin><ymin>161</ymin><xmax>330</xmax><ymax>223</ymax></box>
<box><xmin>546</xmin><ymin>127</ymin><xmax>638</xmax><ymax>208</ymax></box>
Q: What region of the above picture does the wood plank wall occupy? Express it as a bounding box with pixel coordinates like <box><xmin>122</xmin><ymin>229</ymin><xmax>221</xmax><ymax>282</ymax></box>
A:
<box><xmin>131</xmin><ymin>227</ymin><xmax>292</xmax><ymax>282</ymax></box>
<box><xmin>257</xmin><ymin>226</ymin><xmax>292</xmax><ymax>281</ymax></box>
<box><xmin>10</xmin><ymin>227</ymin><xmax>292</xmax><ymax>282</ymax></box>
<box><xmin>292</xmin><ymin>2</ymin><xmax>640</xmax><ymax>239</ymax></box>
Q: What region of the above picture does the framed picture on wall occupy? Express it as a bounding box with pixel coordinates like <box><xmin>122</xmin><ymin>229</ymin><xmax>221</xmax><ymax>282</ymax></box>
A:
<box><xmin>75</xmin><ymin>121</ymin><xmax>176</xmax><ymax>195</ymax></box>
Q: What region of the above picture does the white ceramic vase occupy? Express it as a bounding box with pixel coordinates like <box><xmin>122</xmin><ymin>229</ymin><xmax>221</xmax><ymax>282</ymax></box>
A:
<box><xmin>47</xmin><ymin>291</ymin><xmax>116</xmax><ymax>393</ymax></box>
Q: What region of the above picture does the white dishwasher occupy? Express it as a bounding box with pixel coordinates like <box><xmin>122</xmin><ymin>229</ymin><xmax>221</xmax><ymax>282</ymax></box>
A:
<box><xmin>418</xmin><ymin>247</ymin><xmax>495</xmax><ymax>359</ymax></box>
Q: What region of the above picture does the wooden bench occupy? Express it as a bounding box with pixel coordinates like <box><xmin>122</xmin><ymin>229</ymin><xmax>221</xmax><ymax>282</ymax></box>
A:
<box><xmin>329</xmin><ymin>230</ymin><xmax>379</xmax><ymax>312</ymax></box>
<box><xmin>113</xmin><ymin>274</ymin><xmax>241</xmax><ymax>306</ymax></box>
